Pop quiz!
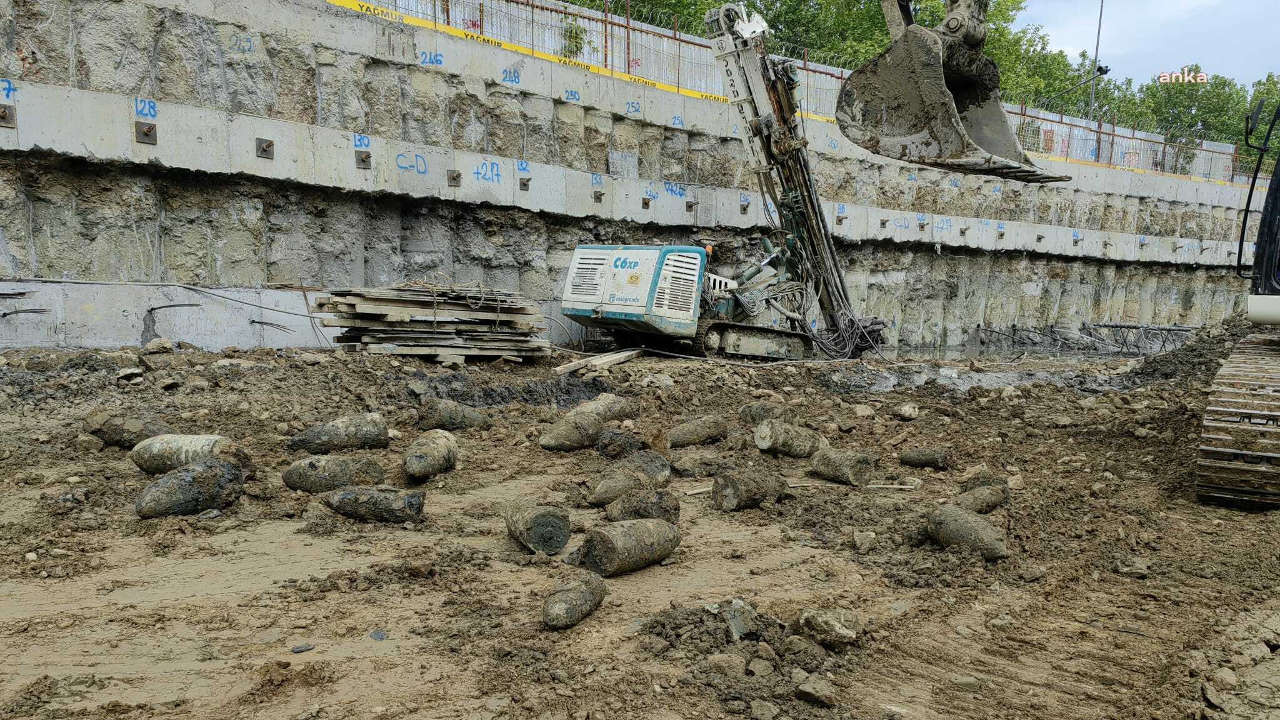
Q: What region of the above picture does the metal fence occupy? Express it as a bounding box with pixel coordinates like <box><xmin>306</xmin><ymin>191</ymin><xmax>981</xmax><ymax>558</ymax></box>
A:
<box><xmin>373</xmin><ymin>0</ymin><xmax>1269</xmax><ymax>186</ymax></box>
<box><xmin>1007</xmin><ymin>106</ymin><xmax>1270</xmax><ymax>185</ymax></box>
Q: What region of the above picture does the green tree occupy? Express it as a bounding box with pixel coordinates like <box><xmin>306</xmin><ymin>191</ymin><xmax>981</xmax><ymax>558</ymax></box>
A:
<box><xmin>612</xmin><ymin>0</ymin><xmax>1267</xmax><ymax>152</ymax></box>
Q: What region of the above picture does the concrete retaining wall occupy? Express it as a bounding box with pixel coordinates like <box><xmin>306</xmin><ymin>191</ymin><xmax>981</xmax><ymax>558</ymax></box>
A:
<box><xmin>0</xmin><ymin>280</ymin><xmax>336</xmax><ymax>350</ymax></box>
<box><xmin>0</xmin><ymin>0</ymin><xmax>1256</xmax><ymax>349</ymax></box>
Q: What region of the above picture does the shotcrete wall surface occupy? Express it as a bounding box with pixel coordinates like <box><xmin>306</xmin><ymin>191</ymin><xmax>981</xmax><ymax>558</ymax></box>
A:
<box><xmin>0</xmin><ymin>0</ymin><xmax>1258</xmax><ymax>348</ymax></box>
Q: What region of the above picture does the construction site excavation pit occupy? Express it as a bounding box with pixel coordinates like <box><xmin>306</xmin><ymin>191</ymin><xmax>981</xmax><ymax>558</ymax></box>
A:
<box><xmin>1</xmin><ymin>0</ymin><xmax>1277</xmax><ymax>717</ymax></box>
<box><xmin>1</xmin><ymin>322</ymin><xmax>1278</xmax><ymax>720</ymax></box>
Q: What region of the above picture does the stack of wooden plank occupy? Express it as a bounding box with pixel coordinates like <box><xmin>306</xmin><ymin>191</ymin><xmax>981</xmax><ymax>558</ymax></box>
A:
<box><xmin>312</xmin><ymin>285</ymin><xmax>549</xmax><ymax>361</ymax></box>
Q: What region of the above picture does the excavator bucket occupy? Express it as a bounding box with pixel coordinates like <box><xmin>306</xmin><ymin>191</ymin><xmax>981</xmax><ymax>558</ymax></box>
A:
<box><xmin>835</xmin><ymin>0</ymin><xmax>1069</xmax><ymax>184</ymax></box>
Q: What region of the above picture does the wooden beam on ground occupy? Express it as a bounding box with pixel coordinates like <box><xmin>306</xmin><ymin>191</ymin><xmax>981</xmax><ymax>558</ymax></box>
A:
<box><xmin>585</xmin><ymin>349</ymin><xmax>644</xmax><ymax>372</ymax></box>
<box><xmin>554</xmin><ymin>349</ymin><xmax>644</xmax><ymax>376</ymax></box>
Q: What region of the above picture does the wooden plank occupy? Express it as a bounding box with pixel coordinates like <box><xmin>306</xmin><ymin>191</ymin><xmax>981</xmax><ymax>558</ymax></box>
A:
<box><xmin>355</xmin><ymin>335</ymin><xmax>546</xmax><ymax>350</ymax></box>
<box><xmin>317</xmin><ymin>286</ymin><xmax>549</xmax><ymax>361</ymax></box>
<box><xmin>363</xmin><ymin>344</ymin><xmax>549</xmax><ymax>357</ymax></box>
<box><xmin>321</xmin><ymin>317</ymin><xmax>544</xmax><ymax>332</ymax></box>
<box><xmin>330</xmin><ymin>295</ymin><xmax>538</xmax><ymax>315</ymax></box>
<box><xmin>351</xmin><ymin>303</ymin><xmax>543</xmax><ymax>324</ymax></box>
<box><xmin>554</xmin><ymin>351</ymin><xmax>621</xmax><ymax>376</ymax></box>
<box><xmin>316</xmin><ymin>301</ymin><xmax>544</xmax><ymax>325</ymax></box>
<box><xmin>587</xmin><ymin>349</ymin><xmax>644</xmax><ymax>371</ymax></box>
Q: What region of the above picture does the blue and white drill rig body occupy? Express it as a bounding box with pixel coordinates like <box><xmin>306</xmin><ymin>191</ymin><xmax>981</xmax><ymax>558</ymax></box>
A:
<box><xmin>560</xmin><ymin>4</ymin><xmax>884</xmax><ymax>360</ymax></box>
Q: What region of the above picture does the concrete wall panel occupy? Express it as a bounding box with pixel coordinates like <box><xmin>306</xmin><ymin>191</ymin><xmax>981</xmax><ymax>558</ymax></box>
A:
<box><xmin>18</xmin><ymin>85</ymin><xmax>132</xmax><ymax>161</ymax></box>
<box><xmin>453</xmin><ymin>151</ymin><xmax>516</xmax><ymax>206</ymax></box>
<box><xmin>511</xmin><ymin>159</ymin><xmax>568</xmax><ymax>215</ymax></box>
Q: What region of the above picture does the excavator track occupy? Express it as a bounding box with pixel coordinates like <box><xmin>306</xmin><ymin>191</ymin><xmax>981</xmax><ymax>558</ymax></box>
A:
<box><xmin>695</xmin><ymin>319</ymin><xmax>813</xmax><ymax>361</ymax></box>
<box><xmin>1197</xmin><ymin>333</ymin><xmax>1280</xmax><ymax>504</ymax></box>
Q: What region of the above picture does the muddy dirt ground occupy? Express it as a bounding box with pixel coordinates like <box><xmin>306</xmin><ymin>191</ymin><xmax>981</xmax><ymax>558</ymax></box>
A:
<box><xmin>2</xmin><ymin>324</ymin><xmax>1279</xmax><ymax>720</ymax></box>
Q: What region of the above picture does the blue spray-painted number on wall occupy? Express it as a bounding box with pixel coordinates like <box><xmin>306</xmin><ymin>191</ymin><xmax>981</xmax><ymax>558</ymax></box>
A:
<box><xmin>826</xmin><ymin>138</ymin><xmax>837</xmax><ymax>150</ymax></box>
<box><xmin>644</xmin><ymin>186</ymin><xmax>660</xmax><ymax>201</ymax></box>
<box><xmin>591</xmin><ymin>173</ymin><xmax>603</xmax><ymax>187</ymax></box>
<box><xmin>502</xmin><ymin>68</ymin><xmax>520</xmax><ymax>84</ymax></box>
<box><xmin>517</xmin><ymin>160</ymin><xmax>530</xmax><ymax>173</ymax></box>
<box><xmin>837</xmin><ymin>203</ymin><xmax>847</xmax><ymax>214</ymax></box>
<box><xmin>420</xmin><ymin>51</ymin><xmax>444</xmax><ymax>66</ymax></box>
<box><xmin>134</xmin><ymin>98</ymin><xmax>158</xmax><ymax>119</ymax></box>
<box><xmin>1</xmin><ymin>79</ymin><xmax>15</xmax><ymax>100</ymax></box>
<box><xmin>229</xmin><ymin>34</ymin><xmax>254</xmax><ymax>53</ymax></box>
<box><xmin>353</xmin><ymin>134</ymin><xmax>372</xmax><ymax>149</ymax></box>
<box><xmin>934</xmin><ymin>217</ymin><xmax>953</xmax><ymax>232</ymax></box>
<box><xmin>663</xmin><ymin>181</ymin><xmax>687</xmax><ymax>198</ymax></box>
<box><xmin>564</xmin><ymin>89</ymin><xmax>581</xmax><ymax>102</ymax></box>
<box><xmin>671</xmin><ymin>115</ymin><xmax>684</xmax><ymax>127</ymax></box>
<box><xmin>625</xmin><ymin>101</ymin><xmax>641</xmax><ymax>114</ymax></box>
<box><xmin>396</xmin><ymin>153</ymin><xmax>429</xmax><ymax>175</ymax></box>
<box><xmin>473</xmin><ymin>161</ymin><xmax>502</xmax><ymax>183</ymax></box>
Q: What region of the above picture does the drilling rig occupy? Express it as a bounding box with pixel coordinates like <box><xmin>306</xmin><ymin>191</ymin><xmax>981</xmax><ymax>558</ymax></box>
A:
<box><xmin>559</xmin><ymin>4</ymin><xmax>884</xmax><ymax>360</ymax></box>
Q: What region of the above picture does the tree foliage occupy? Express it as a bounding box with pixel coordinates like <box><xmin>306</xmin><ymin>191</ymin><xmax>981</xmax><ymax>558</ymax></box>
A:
<box><xmin>615</xmin><ymin>0</ymin><xmax>1270</xmax><ymax>150</ymax></box>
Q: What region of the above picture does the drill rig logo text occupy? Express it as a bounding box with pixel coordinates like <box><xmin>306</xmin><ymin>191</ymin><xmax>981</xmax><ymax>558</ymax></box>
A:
<box><xmin>612</xmin><ymin>257</ymin><xmax>641</xmax><ymax>270</ymax></box>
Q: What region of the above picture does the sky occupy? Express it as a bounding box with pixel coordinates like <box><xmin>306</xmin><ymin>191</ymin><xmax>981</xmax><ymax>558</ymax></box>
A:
<box><xmin>1013</xmin><ymin>0</ymin><xmax>1279</xmax><ymax>87</ymax></box>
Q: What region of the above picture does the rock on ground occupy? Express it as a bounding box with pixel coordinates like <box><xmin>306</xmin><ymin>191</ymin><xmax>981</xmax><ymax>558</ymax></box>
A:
<box><xmin>321</xmin><ymin>486</ymin><xmax>424</xmax><ymax>524</ymax></box>
<box><xmin>926</xmin><ymin>504</ymin><xmax>1010</xmax><ymax>560</ymax></box>
<box><xmin>404</xmin><ymin>429</ymin><xmax>459</xmax><ymax>480</ymax></box>
<box><xmin>129</xmin><ymin>434</ymin><xmax>254</xmax><ymax>477</ymax></box>
<box><xmin>605</xmin><ymin>487</ymin><xmax>680</xmax><ymax>524</ymax></box>
<box><xmin>84</xmin><ymin>413</ymin><xmax>175</xmax><ymax>449</ymax></box>
<box><xmin>282</xmin><ymin>455</ymin><xmax>385</xmax><ymax>493</ymax></box>
<box><xmin>595</xmin><ymin>428</ymin><xmax>645</xmax><ymax>459</ymax></box>
<box><xmin>795</xmin><ymin>675</ymin><xmax>839</xmax><ymax>706</ymax></box>
<box><xmin>288</xmin><ymin>413</ymin><xmax>390</xmax><ymax>454</ymax></box>
<box><xmin>542</xmin><ymin>573</ymin><xmax>607</xmax><ymax>629</ymax></box>
<box><xmin>418</xmin><ymin>397</ymin><xmax>491</xmax><ymax>431</ymax></box>
<box><xmin>135</xmin><ymin>459</ymin><xmax>245</xmax><ymax>519</ymax></box>
<box><xmin>589</xmin><ymin>450</ymin><xmax>671</xmax><ymax>506</ymax></box>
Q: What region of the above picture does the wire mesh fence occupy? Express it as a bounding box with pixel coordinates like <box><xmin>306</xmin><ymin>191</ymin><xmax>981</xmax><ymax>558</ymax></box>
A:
<box><xmin>368</xmin><ymin>0</ymin><xmax>1270</xmax><ymax>186</ymax></box>
<box><xmin>1007</xmin><ymin>105</ymin><xmax>1273</xmax><ymax>185</ymax></box>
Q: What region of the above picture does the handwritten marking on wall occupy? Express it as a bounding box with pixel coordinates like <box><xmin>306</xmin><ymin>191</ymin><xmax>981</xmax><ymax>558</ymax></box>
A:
<box><xmin>396</xmin><ymin>153</ymin><xmax>429</xmax><ymax>174</ymax></box>
<box><xmin>134</xmin><ymin>98</ymin><xmax>158</xmax><ymax>119</ymax></box>
<box><xmin>229</xmin><ymin>34</ymin><xmax>254</xmax><ymax>53</ymax></box>
<box><xmin>473</xmin><ymin>160</ymin><xmax>501</xmax><ymax>183</ymax></box>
